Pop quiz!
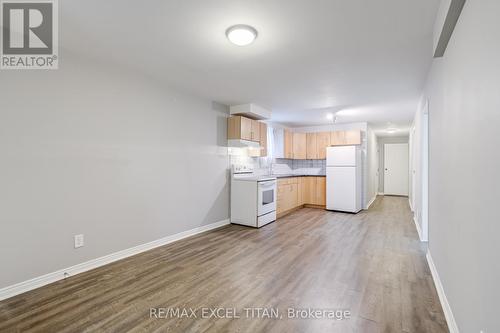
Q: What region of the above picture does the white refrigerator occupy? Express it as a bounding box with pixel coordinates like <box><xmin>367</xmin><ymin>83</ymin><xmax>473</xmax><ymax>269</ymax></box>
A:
<box><xmin>326</xmin><ymin>146</ymin><xmax>362</xmax><ymax>213</ymax></box>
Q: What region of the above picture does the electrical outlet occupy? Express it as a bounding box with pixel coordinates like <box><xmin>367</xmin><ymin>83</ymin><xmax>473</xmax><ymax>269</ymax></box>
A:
<box><xmin>74</xmin><ymin>234</ymin><xmax>84</xmax><ymax>248</ymax></box>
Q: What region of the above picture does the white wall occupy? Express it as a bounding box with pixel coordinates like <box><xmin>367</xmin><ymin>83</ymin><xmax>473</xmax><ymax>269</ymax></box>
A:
<box><xmin>423</xmin><ymin>0</ymin><xmax>500</xmax><ymax>331</ymax></box>
<box><xmin>0</xmin><ymin>53</ymin><xmax>230</xmax><ymax>289</ymax></box>
<box><xmin>409</xmin><ymin>98</ymin><xmax>428</xmax><ymax>241</ymax></box>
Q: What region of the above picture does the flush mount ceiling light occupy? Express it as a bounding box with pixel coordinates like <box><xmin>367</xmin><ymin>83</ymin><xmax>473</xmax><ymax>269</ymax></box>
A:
<box><xmin>226</xmin><ymin>25</ymin><xmax>258</xmax><ymax>46</ymax></box>
<box><xmin>386</xmin><ymin>127</ymin><xmax>398</xmax><ymax>134</ymax></box>
<box><xmin>326</xmin><ymin>112</ymin><xmax>338</xmax><ymax>124</ymax></box>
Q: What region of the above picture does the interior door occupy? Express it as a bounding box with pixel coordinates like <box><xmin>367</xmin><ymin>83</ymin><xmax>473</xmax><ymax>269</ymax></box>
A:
<box><xmin>384</xmin><ymin>143</ymin><xmax>409</xmax><ymax>196</ymax></box>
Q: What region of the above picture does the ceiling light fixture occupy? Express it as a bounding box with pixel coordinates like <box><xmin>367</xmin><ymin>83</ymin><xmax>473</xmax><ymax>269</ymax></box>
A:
<box><xmin>386</xmin><ymin>128</ymin><xmax>398</xmax><ymax>134</ymax></box>
<box><xmin>226</xmin><ymin>25</ymin><xmax>258</xmax><ymax>46</ymax></box>
<box><xmin>326</xmin><ymin>113</ymin><xmax>334</xmax><ymax>121</ymax></box>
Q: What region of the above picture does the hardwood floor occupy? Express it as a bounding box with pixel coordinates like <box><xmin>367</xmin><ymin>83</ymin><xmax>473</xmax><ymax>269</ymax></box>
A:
<box><xmin>0</xmin><ymin>196</ymin><xmax>448</xmax><ymax>332</ymax></box>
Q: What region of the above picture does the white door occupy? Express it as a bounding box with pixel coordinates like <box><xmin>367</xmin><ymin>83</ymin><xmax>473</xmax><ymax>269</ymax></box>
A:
<box><xmin>384</xmin><ymin>143</ymin><xmax>409</xmax><ymax>196</ymax></box>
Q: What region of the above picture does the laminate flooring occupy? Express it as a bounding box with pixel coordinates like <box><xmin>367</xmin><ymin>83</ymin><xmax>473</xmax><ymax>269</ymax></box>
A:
<box><xmin>0</xmin><ymin>196</ymin><xmax>448</xmax><ymax>332</ymax></box>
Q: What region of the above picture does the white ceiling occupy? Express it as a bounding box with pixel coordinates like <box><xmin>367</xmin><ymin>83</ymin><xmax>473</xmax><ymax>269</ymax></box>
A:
<box><xmin>61</xmin><ymin>0</ymin><xmax>439</xmax><ymax>133</ymax></box>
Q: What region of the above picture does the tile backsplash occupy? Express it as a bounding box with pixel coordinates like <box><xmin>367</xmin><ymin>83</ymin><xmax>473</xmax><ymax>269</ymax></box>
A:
<box><xmin>229</xmin><ymin>151</ymin><xmax>326</xmax><ymax>175</ymax></box>
<box><xmin>274</xmin><ymin>158</ymin><xmax>326</xmax><ymax>173</ymax></box>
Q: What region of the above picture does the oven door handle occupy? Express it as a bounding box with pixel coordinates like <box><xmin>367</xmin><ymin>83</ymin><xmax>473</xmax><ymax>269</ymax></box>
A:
<box><xmin>259</xmin><ymin>181</ymin><xmax>276</xmax><ymax>188</ymax></box>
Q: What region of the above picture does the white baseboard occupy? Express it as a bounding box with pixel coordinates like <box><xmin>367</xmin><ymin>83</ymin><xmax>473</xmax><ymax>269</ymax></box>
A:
<box><xmin>0</xmin><ymin>219</ymin><xmax>230</xmax><ymax>301</ymax></box>
<box><xmin>377</xmin><ymin>192</ymin><xmax>384</xmax><ymax>196</ymax></box>
<box><xmin>409</xmin><ymin>198</ymin><xmax>414</xmax><ymax>212</ymax></box>
<box><xmin>365</xmin><ymin>195</ymin><xmax>377</xmax><ymax>209</ymax></box>
<box><xmin>426</xmin><ymin>250</ymin><xmax>459</xmax><ymax>333</ymax></box>
<box><xmin>413</xmin><ymin>215</ymin><xmax>425</xmax><ymax>242</ymax></box>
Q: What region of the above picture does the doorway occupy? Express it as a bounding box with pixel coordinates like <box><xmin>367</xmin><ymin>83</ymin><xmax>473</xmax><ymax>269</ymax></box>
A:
<box><xmin>384</xmin><ymin>143</ymin><xmax>409</xmax><ymax>196</ymax></box>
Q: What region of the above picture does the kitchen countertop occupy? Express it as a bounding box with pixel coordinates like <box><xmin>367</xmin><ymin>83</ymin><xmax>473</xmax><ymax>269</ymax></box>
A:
<box><xmin>273</xmin><ymin>174</ymin><xmax>326</xmax><ymax>179</ymax></box>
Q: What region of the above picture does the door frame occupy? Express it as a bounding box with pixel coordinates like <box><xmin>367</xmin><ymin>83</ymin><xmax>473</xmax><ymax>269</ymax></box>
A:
<box><xmin>383</xmin><ymin>143</ymin><xmax>409</xmax><ymax>196</ymax></box>
<box><xmin>422</xmin><ymin>102</ymin><xmax>429</xmax><ymax>241</ymax></box>
<box><xmin>410</xmin><ymin>126</ymin><xmax>416</xmax><ymax>210</ymax></box>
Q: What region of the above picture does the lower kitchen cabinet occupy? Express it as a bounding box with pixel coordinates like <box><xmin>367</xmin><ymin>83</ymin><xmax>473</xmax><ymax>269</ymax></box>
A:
<box><xmin>302</xmin><ymin>176</ymin><xmax>316</xmax><ymax>204</ymax></box>
<box><xmin>277</xmin><ymin>176</ymin><xmax>326</xmax><ymax>218</ymax></box>
<box><xmin>277</xmin><ymin>178</ymin><xmax>299</xmax><ymax>215</ymax></box>
<box><xmin>298</xmin><ymin>177</ymin><xmax>305</xmax><ymax>206</ymax></box>
<box><xmin>315</xmin><ymin>177</ymin><xmax>326</xmax><ymax>206</ymax></box>
<box><xmin>302</xmin><ymin>176</ymin><xmax>326</xmax><ymax>206</ymax></box>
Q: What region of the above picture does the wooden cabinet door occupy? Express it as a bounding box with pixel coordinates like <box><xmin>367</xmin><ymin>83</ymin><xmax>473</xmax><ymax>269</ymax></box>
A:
<box><xmin>293</xmin><ymin>133</ymin><xmax>307</xmax><ymax>159</ymax></box>
<box><xmin>228</xmin><ymin>116</ymin><xmax>243</xmax><ymax>140</ymax></box>
<box><xmin>227</xmin><ymin>116</ymin><xmax>252</xmax><ymax>141</ymax></box>
<box><xmin>306</xmin><ymin>133</ymin><xmax>318</xmax><ymax>159</ymax></box>
<box><xmin>330</xmin><ymin>131</ymin><xmax>345</xmax><ymax>146</ymax></box>
<box><xmin>303</xmin><ymin>177</ymin><xmax>316</xmax><ymax>205</ymax></box>
<box><xmin>331</xmin><ymin>130</ymin><xmax>362</xmax><ymax>146</ymax></box>
<box><xmin>297</xmin><ymin>177</ymin><xmax>304</xmax><ymax>206</ymax></box>
<box><xmin>316</xmin><ymin>132</ymin><xmax>330</xmax><ymax>159</ymax></box>
<box><xmin>259</xmin><ymin>122</ymin><xmax>267</xmax><ymax>156</ymax></box>
<box><xmin>284</xmin><ymin>129</ymin><xmax>293</xmax><ymax>159</ymax></box>
<box><xmin>277</xmin><ymin>178</ymin><xmax>299</xmax><ymax>213</ymax></box>
<box><xmin>250</xmin><ymin>120</ymin><xmax>260</xmax><ymax>142</ymax></box>
<box><xmin>344</xmin><ymin>130</ymin><xmax>361</xmax><ymax>145</ymax></box>
<box><xmin>227</xmin><ymin>116</ymin><xmax>261</xmax><ymax>142</ymax></box>
<box><xmin>288</xmin><ymin>184</ymin><xmax>299</xmax><ymax>210</ymax></box>
<box><xmin>315</xmin><ymin>177</ymin><xmax>326</xmax><ymax>206</ymax></box>
<box><xmin>239</xmin><ymin>117</ymin><xmax>253</xmax><ymax>141</ymax></box>
<box><xmin>277</xmin><ymin>180</ymin><xmax>286</xmax><ymax>214</ymax></box>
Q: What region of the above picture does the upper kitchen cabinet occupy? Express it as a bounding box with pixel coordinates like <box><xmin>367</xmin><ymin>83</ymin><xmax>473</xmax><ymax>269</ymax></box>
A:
<box><xmin>259</xmin><ymin>122</ymin><xmax>267</xmax><ymax>157</ymax></box>
<box><xmin>227</xmin><ymin>116</ymin><xmax>261</xmax><ymax>142</ymax></box>
<box><xmin>284</xmin><ymin>129</ymin><xmax>293</xmax><ymax>158</ymax></box>
<box><xmin>330</xmin><ymin>130</ymin><xmax>361</xmax><ymax>146</ymax></box>
<box><xmin>251</xmin><ymin>119</ymin><xmax>260</xmax><ymax>142</ymax></box>
<box><xmin>306</xmin><ymin>133</ymin><xmax>318</xmax><ymax>159</ymax></box>
<box><xmin>316</xmin><ymin>132</ymin><xmax>331</xmax><ymax>159</ymax></box>
<box><xmin>293</xmin><ymin>133</ymin><xmax>307</xmax><ymax>159</ymax></box>
<box><xmin>273</xmin><ymin>128</ymin><xmax>363</xmax><ymax>159</ymax></box>
<box><xmin>344</xmin><ymin>130</ymin><xmax>362</xmax><ymax>145</ymax></box>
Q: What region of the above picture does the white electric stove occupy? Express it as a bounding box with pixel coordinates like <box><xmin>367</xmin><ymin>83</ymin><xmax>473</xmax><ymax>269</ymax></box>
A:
<box><xmin>230</xmin><ymin>165</ymin><xmax>277</xmax><ymax>228</ymax></box>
